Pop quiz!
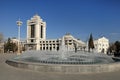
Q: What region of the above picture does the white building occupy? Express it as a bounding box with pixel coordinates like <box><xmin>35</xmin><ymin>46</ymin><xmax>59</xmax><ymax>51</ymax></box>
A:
<box><xmin>94</xmin><ymin>37</ymin><xmax>109</xmax><ymax>54</ymax></box>
<box><xmin>26</xmin><ymin>14</ymin><xmax>46</xmax><ymax>50</ymax></box>
<box><xmin>25</xmin><ymin>14</ymin><xmax>86</xmax><ymax>51</ymax></box>
<box><xmin>11</xmin><ymin>38</ymin><xmax>19</xmax><ymax>43</ymax></box>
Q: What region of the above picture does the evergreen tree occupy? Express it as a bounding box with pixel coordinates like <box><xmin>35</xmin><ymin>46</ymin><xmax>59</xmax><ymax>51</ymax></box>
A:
<box><xmin>107</xmin><ymin>43</ymin><xmax>116</xmax><ymax>55</ymax></box>
<box><xmin>88</xmin><ymin>33</ymin><xmax>94</xmax><ymax>52</ymax></box>
<box><xmin>114</xmin><ymin>41</ymin><xmax>120</xmax><ymax>57</ymax></box>
<box><xmin>115</xmin><ymin>41</ymin><xmax>120</xmax><ymax>53</ymax></box>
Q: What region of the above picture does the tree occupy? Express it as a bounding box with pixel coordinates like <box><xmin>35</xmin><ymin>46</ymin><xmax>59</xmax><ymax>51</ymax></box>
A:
<box><xmin>0</xmin><ymin>33</ymin><xmax>4</xmax><ymax>43</ymax></box>
<box><xmin>114</xmin><ymin>41</ymin><xmax>120</xmax><ymax>57</ymax></box>
<box><xmin>88</xmin><ymin>33</ymin><xmax>94</xmax><ymax>52</ymax></box>
<box><xmin>107</xmin><ymin>43</ymin><xmax>116</xmax><ymax>55</ymax></box>
<box><xmin>4</xmin><ymin>38</ymin><xmax>18</xmax><ymax>53</ymax></box>
<box><xmin>0</xmin><ymin>33</ymin><xmax>4</xmax><ymax>53</ymax></box>
<box><xmin>115</xmin><ymin>41</ymin><xmax>120</xmax><ymax>53</ymax></box>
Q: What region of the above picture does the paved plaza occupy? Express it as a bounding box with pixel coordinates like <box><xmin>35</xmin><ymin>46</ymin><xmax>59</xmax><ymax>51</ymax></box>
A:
<box><xmin>0</xmin><ymin>53</ymin><xmax>120</xmax><ymax>80</ymax></box>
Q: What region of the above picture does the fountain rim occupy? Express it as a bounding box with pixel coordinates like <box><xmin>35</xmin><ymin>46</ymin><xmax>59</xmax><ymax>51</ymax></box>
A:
<box><xmin>6</xmin><ymin>57</ymin><xmax>120</xmax><ymax>66</ymax></box>
<box><xmin>6</xmin><ymin>58</ymin><xmax>120</xmax><ymax>74</ymax></box>
<box><xmin>11</xmin><ymin>50</ymin><xmax>115</xmax><ymax>65</ymax></box>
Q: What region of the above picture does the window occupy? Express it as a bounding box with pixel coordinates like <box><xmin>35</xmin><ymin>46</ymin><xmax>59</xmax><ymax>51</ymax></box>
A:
<box><xmin>40</xmin><ymin>47</ymin><xmax>42</xmax><ymax>50</ymax></box>
<box><xmin>50</xmin><ymin>47</ymin><xmax>52</xmax><ymax>50</ymax></box>
<box><xmin>46</xmin><ymin>47</ymin><xmax>48</xmax><ymax>50</ymax></box>
<box><xmin>69</xmin><ymin>40</ymin><xmax>72</xmax><ymax>42</ymax></box>
<box><xmin>31</xmin><ymin>40</ymin><xmax>34</xmax><ymax>42</ymax></box>
<box><xmin>31</xmin><ymin>25</ymin><xmax>35</xmax><ymax>38</ymax></box>
<box><xmin>41</xmin><ymin>25</ymin><xmax>43</xmax><ymax>38</ymax></box>
<box><xmin>43</xmin><ymin>47</ymin><xmax>45</xmax><ymax>50</ymax></box>
<box><xmin>57</xmin><ymin>44</ymin><xmax>59</xmax><ymax>47</ymax></box>
<box><xmin>57</xmin><ymin>47</ymin><xmax>59</xmax><ymax>50</ymax></box>
<box><xmin>69</xmin><ymin>43</ymin><xmax>72</xmax><ymax>45</ymax></box>
<box><xmin>56</xmin><ymin>40</ymin><xmax>59</xmax><ymax>43</ymax></box>
<box><xmin>65</xmin><ymin>40</ymin><xmax>67</xmax><ymax>43</ymax></box>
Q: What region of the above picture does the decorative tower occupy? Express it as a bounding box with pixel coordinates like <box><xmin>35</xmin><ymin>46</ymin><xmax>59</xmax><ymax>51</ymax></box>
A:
<box><xmin>27</xmin><ymin>14</ymin><xmax>46</xmax><ymax>50</ymax></box>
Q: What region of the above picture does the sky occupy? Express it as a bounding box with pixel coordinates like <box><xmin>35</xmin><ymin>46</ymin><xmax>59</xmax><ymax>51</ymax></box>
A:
<box><xmin>0</xmin><ymin>0</ymin><xmax>120</xmax><ymax>42</ymax></box>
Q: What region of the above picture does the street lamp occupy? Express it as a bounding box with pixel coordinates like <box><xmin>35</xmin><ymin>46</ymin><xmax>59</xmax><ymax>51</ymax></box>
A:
<box><xmin>16</xmin><ymin>19</ymin><xmax>22</xmax><ymax>55</ymax></box>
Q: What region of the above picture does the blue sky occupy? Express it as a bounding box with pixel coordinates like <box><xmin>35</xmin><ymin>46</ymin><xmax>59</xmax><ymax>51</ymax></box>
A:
<box><xmin>0</xmin><ymin>0</ymin><xmax>120</xmax><ymax>42</ymax></box>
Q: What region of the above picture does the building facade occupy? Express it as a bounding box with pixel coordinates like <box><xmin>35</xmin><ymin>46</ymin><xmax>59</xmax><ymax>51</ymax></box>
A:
<box><xmin>39</xmin><ymin>34</ymin><xmax>86</xmax><ymax>51</ymax></box>
<box><xmin>26</xmin><ymin>14</ymin><xmax>46</xmax><ymax>50</ymax></box>
<box><xmin>25</xmin><ymin>15</ymin><xmax>86</xmax><ymax>51</ymax></box>
<box><xmin>94</xmin><ymin>37</ymin><xmax>109</xmax><ymax>54</ymax></box>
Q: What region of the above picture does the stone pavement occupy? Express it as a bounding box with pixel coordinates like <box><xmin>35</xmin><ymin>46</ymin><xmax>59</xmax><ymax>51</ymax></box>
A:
<box><xmin>0</xmin><ymin>53</ymin><xmax>120</xmax><ymax>80</ymax></box>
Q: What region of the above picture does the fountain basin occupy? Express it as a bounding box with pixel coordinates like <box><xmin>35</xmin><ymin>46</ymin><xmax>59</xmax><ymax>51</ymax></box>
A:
<box><xmin>6</xmin><ymin>58</ymin><xmax>120</xmax><ymax>74</ymax></box>
<box><xmin>5</xmin><ymin>50</ymin><xmax>120</xmax><ymax>74</ymax></box>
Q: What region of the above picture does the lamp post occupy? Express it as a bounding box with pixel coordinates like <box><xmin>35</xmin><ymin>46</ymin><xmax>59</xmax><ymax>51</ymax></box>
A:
<box><xmin>16</xmin><ymin>19</ymin><xmax>22</xmax><ymax>55</ymax></box>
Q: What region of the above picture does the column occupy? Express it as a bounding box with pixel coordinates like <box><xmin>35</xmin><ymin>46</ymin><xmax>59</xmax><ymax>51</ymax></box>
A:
<box><xmin>43</xmin><ymin>22</ymin><xmax>46</xmax><ymax>40</ymax></box>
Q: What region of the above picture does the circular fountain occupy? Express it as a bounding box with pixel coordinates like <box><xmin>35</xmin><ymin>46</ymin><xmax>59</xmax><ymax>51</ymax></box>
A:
<box><xmin>6</xmin><ymin>37</ymin><xmax>120</xmax><ymax>74</ymax></box>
